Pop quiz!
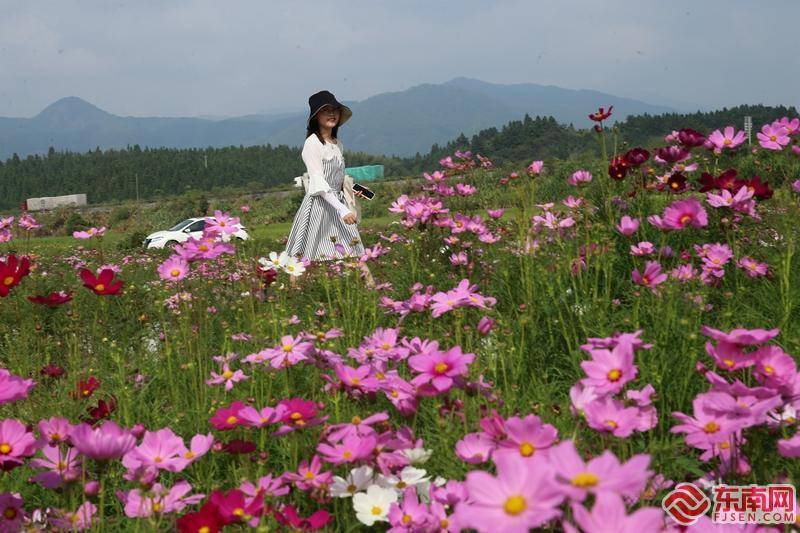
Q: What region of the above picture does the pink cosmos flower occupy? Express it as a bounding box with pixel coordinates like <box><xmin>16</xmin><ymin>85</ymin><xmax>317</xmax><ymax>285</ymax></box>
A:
<box><xmin>205</xmin><ymin>210</ymin><xmax>241</xmax><ymax>237</ymax></box>
<box><xmin>527</xmin><ymin>160</ymin><xmax>544</xmax><ymax>175</ymax></box>
<box><xmin>70</xmin><ymin>421</ymin><xmax>136</xmax><ymax>461</ymax></box>
<box><xmin>707</xmin><ymin>126</ymin><xmax>746</xmax><ymax>153</ymax></box>
<box><xmin>0</xmin><ymin>419</ymin><xmax>39</xmax><ymax>470</ymax></box>
<box><xmin>532</xmin><ymin>211</ymin><xmax>575</xmax><ymax>230</ymax></box>
<box><xmin>753</xmin><ymin>345</ymin><xmax>797</xmax><ymax>390</ymax></box>
<box><xmin>206</xmin><ymin>363</ymin><xmax>248</xmax><ymax>391</ymax></box>
<box><xmin>756</xmin><ymin>123</ymin><xmax>790</xmax><ymax>150</ymax></box>
<box><xmin>737</xmin><ymin>257</ymin><xmax>769</xmax><ymax>277</ymax></box>
<box><xmin>317</xmin><ymin>434</ymin><xmax>377</xmax><ymax>464</ymax></box>
<box><xmin>671</xmin><ymin>263</ymin><xmax>696</xmax><ymax>282</ymax></box>
<box><xmin>73</xmin><ymin>226</ymin><xmax>106</xmax><ymax>239</ymax></box>
<box><xmin>660</xmin><ymin>198</ymin><xmax>708</xmax><ymax>230</ymax></box>
<box><xmin>487</xmin><ymin>208</ymin><xmax>505</xmax><ymax>219</ymax></box>
<box><xmin>266</xmin><ymin>335</ymin><xmax>313</xmax><ymax>369</ymax></box>
<box><xmin>50</xmin><ymin>501</ymin><xmax>96</xmax><ymax>531</ymax></box>
<box><xmin>326</xmin><ymin>412</ymin><xmax>389</xmax><ymax>442</ymax></box>
<box><xmin>615</xmin><ymin>216</ymin><xmax>639</xmax><ymax>236</ymax></box>
<box><xmin>240</xmin><ymin>474</ymin><xmax>289</xmax><ymax>499</ymax></box>
<box><xmin>157</xmin><ymin>255</ymin><xmax>190</xmax><ymax>282</ymax></box>
<box><xmin>630</xmin><ymin>241</ymin><xmax>655</xmax><ymax>256</ymax></box>
<box><xmin>122</xmin><ymin>428</ymin><xmax>192</xmax><ymax>472</ymax></box>
<box><xmin>477</xmin><ymin>316</ymin><xmax>495</xmax><ymax>336</ymax></box>
<box><xmin>409</xmin><ymin>346</ymin><xmax>475</xmax><ymax>394</ymax></box>
<box><xmin>671</xmin><ymin>396</ymin><xmax>741</xmax><ymax>449</ymax></box>
<box><xmin>454</xmin><ymin>452</ymin><xmax>565</xmax><ymax>532</ymax></box>
<box><xmin>387</xmin><ymin>487</ymin><xmax>433</xmax><ymax>531</ymax></box>
<box><xmin>631</xmin><ymin>261</ymin><xmax>668</xmax><ymax>292</ymax></box>
<box><xmin>450</xmin><ymin>251</ymin><xmax>468</xmax><ymax>266</ymax></box>
<box><xmin>238</xmin><ymin>405</ymin><xmax>283</xmax><ymax>428</ymax></box>
<box><xmin>37</xmin><ymin>417</ymin><xmax>74</xmax><ymax>447</ymax></box>
<box><xmin>18</xmin><ymin>213</ymin><xmax>42</xmax><ymax>231</ymax></box>
<box><xmin>455</xmin><ymin>432</ymin><xmax>495</xmax><ymax>464</ymax></box>
<box><xmin>494</xmin><ymin>414</ymin><xmax>558</xmax><ymax>461</ymax></box>
<box><xmin>547</xmin><ymin>440</ymin><xmax>652</xmax><ymax>501</ymax></box>
<box><xmin>777</xmin><ymin>434</ymin><xmax>800</xmax><ymax>457</ymax></box>
<box><xmin>209</xmin><ymin>488</ymin><xmax>264</xmax><ymax>527</ymax></box>
<box><xmin>700</xmin><ymin>325</ymin><xmax>780</xmax><ymax>346</ymax></box>
<box><xmin>569</xmin><ymin>384</ymin><xmax>600</xmax><ymax>417</ymax></box>
<box><xmin>568</xmin><ymin>170</ymin><xmax>593</xmax><ymax>186</ymax></box>
<box><xmin>121</xmin><ymin>481</ymin><xmax>204</xmax><ymax>518</ymax></box>
<box><xmin>30</xmin><ymin>445</ymin><xmax>82</xmax><ymax>488</ymax></box>
<box><xmin>0</xmin><ymin>369</ymin><xmax>35</xmax><ymax>405</ymax></box>
<box><xmin>566</xmin><ymin>492</ymin><xmax>664</xmax><ymax>533</ymax></box>
<box><xmin>583</xmin><ymin>397</ymin><xmax>641</xmax><ymax>437</ymax></box>
<box><xmin>284</xmin><ymin>455</ymin><xmax>332</xmax><ymax>491</ymax></box>
<box><xmin>275</xmin><ymin>398</ymin><xmax>326</xmax><ymax>435</ymax></box>
<box><xmin>580</xmin><ymin>341</ymin><xmax>638</xmax><ymax>395</ymax></box>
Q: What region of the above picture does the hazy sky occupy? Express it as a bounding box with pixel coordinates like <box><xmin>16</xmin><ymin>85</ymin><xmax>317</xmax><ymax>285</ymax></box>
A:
<box><xmin>1</xmin><ymin>0</ymin><xmax>797</xmax><ymax>118</ymax></box>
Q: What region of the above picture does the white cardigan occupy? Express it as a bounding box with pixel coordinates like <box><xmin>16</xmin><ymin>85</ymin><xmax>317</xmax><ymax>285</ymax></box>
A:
<box><xmin>295</xmin><ymin>135</ymin><xmax>361</xmax><ymax>223</ymax></box>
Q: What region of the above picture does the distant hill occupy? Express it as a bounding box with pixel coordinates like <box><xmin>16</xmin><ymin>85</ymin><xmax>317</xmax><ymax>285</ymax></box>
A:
<box><xmin>0</xmin><ymin>79</ymin><xmax>679</xmax><ymax>159</ymax></box>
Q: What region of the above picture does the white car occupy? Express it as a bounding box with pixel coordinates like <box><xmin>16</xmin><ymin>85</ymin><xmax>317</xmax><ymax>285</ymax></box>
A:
<box><xmin>143</xmin><ymin>217</ymin><xmax>249</xmax><ymax>249</ymax></box>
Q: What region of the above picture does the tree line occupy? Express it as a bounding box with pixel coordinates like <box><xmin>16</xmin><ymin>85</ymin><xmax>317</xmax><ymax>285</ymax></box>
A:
<box><xmin>0</xmin><ymin>104</ymin><xmax>795</xmax><ymax>209</ymax></box>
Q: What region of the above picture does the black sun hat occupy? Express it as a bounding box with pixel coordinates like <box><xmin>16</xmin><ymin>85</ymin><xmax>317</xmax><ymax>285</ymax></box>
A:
<box><xmin>307</xmin><ymin>90</ymin><xmax>352</xmax><ymax>127</ymax></box>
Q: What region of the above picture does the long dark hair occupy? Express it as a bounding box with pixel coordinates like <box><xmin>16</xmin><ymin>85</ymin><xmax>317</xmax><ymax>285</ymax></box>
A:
<box><xmin>306</xmin><ymin>114</ymin><xmax>339</xmax><ymax>145</ymax></box>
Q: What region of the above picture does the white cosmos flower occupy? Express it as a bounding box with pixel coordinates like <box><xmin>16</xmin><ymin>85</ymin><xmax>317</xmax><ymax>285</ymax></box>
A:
<box><xmin>330</xmin><ymin>465</ymin><xmax>374</xmax><ymax>498</ymax></box>
<box><xmin>376</xmin><ymin>466</ymin><xmax>430</xmax><ymax>491</ymax></box>
<box><xmin>258</xmin><ymin>251</ymin><xmax>289</xmax><ymax>271</ymax></box>
<box><xmin>353</xmin><ymin>484</ymin><xmax>398</xmax><ymax>526</ymax></box>
<box><xmin>283</xmin><ymin>257</ymin><xmax>306</xmax><ymax>277</ymax></box>
<box><xmin>401</xmin><ymin>447</ymin><xmax>432</xmax><ymax>465</ymax></box>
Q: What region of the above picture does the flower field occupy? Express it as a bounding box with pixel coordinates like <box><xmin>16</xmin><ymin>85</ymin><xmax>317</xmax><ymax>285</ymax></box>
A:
<box><xmin>2</xmin><ymin>112</ymin><xmax>800</xmax><ymax>531</ymax></box>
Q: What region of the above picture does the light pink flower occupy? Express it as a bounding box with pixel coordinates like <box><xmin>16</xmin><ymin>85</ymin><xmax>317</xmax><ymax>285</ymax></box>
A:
<box><xmin>73</xmin><ymin>227</ymin><xmax>106</xmax><ymax>239</ymax></box>
<box><xmin>70</xmin><ymin>421</ymin><xmax>136</xmax><ymax>461</ymax></box>
<box><xmin>157</xmin><ymin>255</ymin><xmax>190</xmax><ymax>282</ymax></box>
<box><xmin>206</xmin><ymin>363</ymin><xmax>248</xmax><ymax>391</ymax></box>
<box><xmin>615</xmin><ymin>216</ymin><xmax>639</xmax><ymax>236</ymax></box>
<box><xmin>0</xmin><ymin>369</ymin><xmax>35</xmax><ymax>405</ymax></box>
<box><xmin>568</xmin><ymin>170</ymin><xmax>593</xmax><ymax>186</ymax></box>
<box><xmin>567</xmin><ymin>492</ymin><xmax>664</xmax><ymax>533</ymax></box>
<box><xmin>707</xmin><ymin>126</ymin><xmax>746</xmax><ymax>152</ymax></box>
<box><xmin>756</xmin><ymin>123</ymin><xmax>790</xmax><ymax>150</ymax></box>
<box><xmin>580</xmin><ymin>341</ymin><xmax>638</xmax><ymax>395</ymax></box>
<box><xmin>455</xmin><ymin>432</ymin><xmax>495</xmax><ymax>464</ymax></box>
<box><xmin>0</xmin><ymin>419</ymin><xmax>38</xmax><ymax>470</ymax></box>
<box><xmin>527</xmin><ymin>160</ymin><xmax>544</xmax><ymax>175</ymax></box>
<box><xmin>495</xmin><ymin>414</ymin><xmax>558</xmax><ymax>461</ymax></box>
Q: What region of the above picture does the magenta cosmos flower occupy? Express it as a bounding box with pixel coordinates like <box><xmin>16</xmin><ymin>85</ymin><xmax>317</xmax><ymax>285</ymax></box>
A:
<box><xmin>0</xmin><ymin>419</ymin><xmax>39</xmax><ymax>470</ymax></box>
<box><xmin>72</xmin><ymin>226</ymin><xmax>106</xmax><ymax>239</ymax></box>
<box><xmin>615</xmin><ymin>216</ymin><xmax>639</xmax><ymax>236</ymax></box>
<box><xmin>648</xmin><ymin>198</ymin><xmax>708</xmax><ymax>230</ymax></box>
<box><xmin>455</xmin><ymin>432</ymin><xmax>495</xmax><ymax>464</ymax></box>
<box><xmin>494</xmin><ymin>414</ymin><xmax>558</xmax><ymax>461</ymax></box>
<box><xmin>700</xmin><ymin>325</ymin><xmax>779</xmax><ymax>346</ymax></box>
<box><xmin>409</xmin><ymin>346</ymin><xmax>475</xmax><ymax>394</ymax></box>
<box><xmin>121</xmin><ymin>480</ymin><xmax>205</xmax><ymax>518</ymax></box>
<box><xmin>70</xmin><ymin>421</ymin><xmax>136</xmax><ymax>461</ymax></box>
<box><xmin>0</xmin><ymin>369</ymin><xmax>35</xmax><ymax>405</ymax></box>
<box><xmin>122</xmin><ymin>428</ymin><xmax>195</xmax><ymax>473</ymax></box>
<box><xmin>266</xmin><ymin>335</ymin><xmax>313</xmax><ymax>369</ymax></box>
<box><xmin>583</xmin><ymin>397</ymin><xmax>641</xmax><ymax>438</ymax></box>
<box><xmin>580</xmin><ymin>341</ymin><xmax>638</xmax><ymax>395</ymax></box>
<box><xmin>568</xmin><ymin>170</ymin><xmax>593</xmax><ymax>186</ymax></box>
<box><xmin>566</xmin><ymin>492</ymin><xmax>664</xmax><ymax>533</ymax></box>
<box><xmin>316</xmin><ymin>433</ymin><xmax>377</xmax><ymax>464</ymax></box>
<box><xmin>527</xmin><ymin>160</ymin><xmax>544</xmax><ymax>175</ymax></box>
<box><xmin>454</xmin><ymin>452</ymin><xmax>565</xmax><ymax>532</ymax></box>
<box><xmin>671</xmin><ymin>396</ymin><xmax>741</xmax><ymax>449</ymax></box>
<box><xmin>546</xmin><ymin>440</ymin><xmax>651</xmax><ymax>501</ymax></box>
<box><xmin>756</xmin><ymin>123</ymin><xmax>790</xmax><ymax>150</ymax></box>
<box><xmin>631</xmin><ymin>261</ymin><xmax>668</xmax><ymax>292</ymax></box>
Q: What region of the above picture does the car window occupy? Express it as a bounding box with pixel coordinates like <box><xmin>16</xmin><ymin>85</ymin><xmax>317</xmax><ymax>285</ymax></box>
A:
<box><xmin>186</xmin><ymin>220</ymin><xmax>206</xmax><ymax>232</ymax></box>
<box><xmin>168</xmin><ymin>219</ymin><xmax>193</xmax><ymax>231</ymax></box>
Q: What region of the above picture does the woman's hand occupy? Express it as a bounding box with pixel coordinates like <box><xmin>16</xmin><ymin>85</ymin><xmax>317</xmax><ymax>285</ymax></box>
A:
<box><xmin>354</xmin><ymin>190</ymin><xmax>367</xmax><ymax>199</ymax></box>
<box><xmin>342</xmin><ymin>211</ymin><xmax>357</xmax><ymax>224</ymax></box>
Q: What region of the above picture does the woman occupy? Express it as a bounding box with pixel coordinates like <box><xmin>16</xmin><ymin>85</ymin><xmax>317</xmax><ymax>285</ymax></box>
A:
<box><xmin>284</xmin><ymin>90</ymin><xmax>366</xmax><ymax>264</ymax></box>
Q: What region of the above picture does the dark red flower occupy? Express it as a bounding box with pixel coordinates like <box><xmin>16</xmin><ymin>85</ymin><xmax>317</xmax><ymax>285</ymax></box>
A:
<box><xmin>588</xmin><ymin>106</ymin><xmax>613</xmax><ymax>122</ymax></box>
<box><xmin>655</xmin><ymin>146</ymin><xmax>690</xmax><ymax>164</ymax></box>
<box><xmin>176</xmin><ymin>502</ymin><xmax>225</xmax><ymax>533</ymax></box>
<box><xmin>79</xmin><ymin>268</ymin><xmax>123</xmax><ymax>296</ymax></box>
<box><xmin>623</xmin><ymin>147</ymin><xmax>650</xmax><ymax>167</ymax></box>
<box><xmin>76</xmin><ymin>376</ymin><xmax>101</xmax><ymax>399</ymax></box>
<box><xmin>273</xmin><ymin>504</ymin><xmax>332</xmax><ymax>531</ymax></box>
<box><xmin>744</xmin><ymin>175</ymin><xmax>773</xmax><ymax>200</ymax></box>
<box><xmin>87</xmin><ymin>396</ymin><xmax>117</xmax><ymax>423</ymax></box>
<box><xmin>0</xmin><ymin>254</ymin><xmax>31</xmax><ymax>297</ymax></box>
<box><xmin>677</xmin><ymin>128</ymin><xmax>706</xmax><ymax>148</ymax></box>
<box><xmin>697</xmin><ymin>172</ymin><xmax>719</xmax><ymax>193</ymax></box>
<box><xmin>28</xmin><ymin>291</ymin><xmax>73</xmax><ymax>307</ymax></box>
<box><xmin>666</xmin><ymin>173</ymin><xmax>689</xmax><ymax>193</ymax></box>
<box><xmin>221</xmin><ymin>439</ymin><xmax>256</xmax><ymax>455</ymax></box>
<box><xmin>608</xmin><ymin>156</ymin><xmax>629</xmax><ymax>180</ymax></box>
<box><xmin>40</xmin><ymin>364</ymin><xmax>65</xmax><ymax>378</ymax></box>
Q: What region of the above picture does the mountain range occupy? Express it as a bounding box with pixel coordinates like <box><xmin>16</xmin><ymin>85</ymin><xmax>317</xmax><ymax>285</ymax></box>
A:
<box><xmin>0</xmin><ymin>78</ymin><xmax>683</xmax><ymax>159</ymax></box>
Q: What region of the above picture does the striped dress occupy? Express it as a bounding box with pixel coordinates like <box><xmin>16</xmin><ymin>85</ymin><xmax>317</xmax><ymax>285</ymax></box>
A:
<box><xmin>284</xmin><ymin>135</ymin><xmax>366</xmax><ymax>261</ymax></box>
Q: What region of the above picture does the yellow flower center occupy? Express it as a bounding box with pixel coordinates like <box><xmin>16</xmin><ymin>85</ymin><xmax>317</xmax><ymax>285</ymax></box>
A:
<box><xmin>724</xmin><ymin>139</ymin><xmax>732</xmax><ymax>145</ymax></box>
<box><xmin>2</xmin><ymin>276</ymin><xmax>13</xmax><ymax>286</ymax></box>
<box><xmin>199</xmin><ymin>527</ymin><xmax>210</xmax><ymax>533</ymax></box>
<box><xmin>604</xmin><ymin>419</ymin><xmax>618</xmax><ymax>430</ymax></box>
<box><xmin>153</xmin><ymin>456</ymin><xmax>162</xmax><ymax>463</ymax></box>
<box><xmin>679</xmin><ymin>214</ymin><xmax>692</xmax><ymax>226</ymax></box>
<box><xmin>371</xmin><ymin>506</ymin><xmax>383</xmax><ymax>516</ymax></box>
<box><xmin>351</xmin><ymin>377</ymin><xmax>360</xmax><ymax>385</ymax></box>
<box><xmin>233</xmin><ymin>508</ymin><xmax>245</xmax><ymax>517</ymax></box>
<box><xmin>343</xmin><ymin>450</ymin><xmax>353</xmax><ymax>459</ymax></box>
<box><xmin>434</xmin><ymin>362</ymin><xmax>449</xmax><ymax>374</ymax></box>
<box><xmin>381</xmin><ymin>343</ymin><xmax>391</xmax><ymax>350</ymax></box>
<box><xmin>396</xmin><ymin>481</ymin><xmax>407</xmax><ymax>489</ymax></box>
<box><xmin>95</xmin><ymin>283</ymin><xmax>105</xmax><ymax>292</ymax></box>
<box><xmin>704</xmin><ymin>421</ymin><xmax>720</xmax><ymax>433</ymax></box>
<box><xmin>199</xmin><ymin>245</ymin><xmax>209</xmax><ymax>252</ymax></box>
<box><xmin>3</xmin><ymin>507</ymin><xmax>17</xmax><ymax>520</ymax></box>
<box><xmin>51</xmin><ymin>432</ymin><xmax>62</xmax><ymax>442</ymax></box>
<box><xmin>519</xmin><ymin>442</ymin><xmax>535</xmax><ymax>457</ymax></box>
<box><xmin>222</xmin><ymin>370</ymin><xmax>234</xmax><ymax>379</ymax></box>
<box><xmin>503</xmin><ymin>495</ymin><xmax>527</xmax><ymax>516</ymax></box>
<box><xmin>170</xmin><ymin>268</ymin><xmax>181</xmax><ymax>277</ymax></box>
<box><xmin>226</xmin><ymin>415</ymin><xmax>238</xmax><ymax>425</ymax></box>
<box><xmin>290</xmin><ymin>412</ymin><xmax>303</xmax><ymax>420</ymax></box>
<box><xmin>723</xmin><ymin>358</ymin><xmax>735</xmax><ymax>368</ymax></box>
<box><xmin>441</xmin><ymin>519</ymin><xmax>450</xmax><ymax>528</ymax></box>
<box><xmin>607</xmin><ymin>369</ymin><xmax>621</xmax><ymax>381</ymax></box>
<box><xmin>402</xmin><ymin>514</ymin><xmax>412</xmax><ymax>525</ymax></box>
<box><xmin>184</xmin><ymin>451</ymin><xmax>195</xmax><ymax>459</ymax></box>
<box><xmin>764</xmin><ymin>365</ymin><xmax>774</xmax><ymax>375</ymax></box>
<box><xmin>282</xmin><ymin>344</ymin><xmax>293</xmax><ymax>352</ymax></box>
<box><xmin>57</xmin><ymin>461</ymin><xmax>67</xmax><ymax>471</ymax></box>
<box><xmin>720</xmin><ymin>441</ymin><xmax>730</xmax><ymax>450</ymax></box>
<box><xmin>641</xmin><ymin>276</ymin><xmax>651</xmax><ymax>285</ymax></box>
<box><xmin>351</xmin><ymin>416</ymin><xmax>362</xmax><ymax>425</ymax></box>
<box><xmin>572</xmin><ymin>472</ymin><xmax>600</xmax><ymax>488</ymax></box>
<box><xmin>0</xmin><ymin>443</ymin><xmax>11</xmax><ymax>454</ymax></box>
<box><xmin>304</xmin><ymin>471</ymin><xmax>314</xmax><ymax>479</ymax></box>
<box><xmin>152</xmin><ymin>502</ymin><xmax>163</xmax><ymax>513</ymax></box>
<box><xmin>390</xmin><ymin>390</ymin><xmax>399</xmax><ymax>398</ymax></box>
<box><xmin>347</xmin><ymin>484</ymin><xmax>357</xmax><ymax>493</ymax></box>
<box><xmin>770</xmin><ymin>135</ymin><xmax>777</xmax><ymax>141</ymax></box>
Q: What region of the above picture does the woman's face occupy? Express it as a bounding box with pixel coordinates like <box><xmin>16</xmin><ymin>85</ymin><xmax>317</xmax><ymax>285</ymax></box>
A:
<box><xmin>316</xmin><ymin>105</ymin><xmax>340</xmax><ymax>129</ymax></box>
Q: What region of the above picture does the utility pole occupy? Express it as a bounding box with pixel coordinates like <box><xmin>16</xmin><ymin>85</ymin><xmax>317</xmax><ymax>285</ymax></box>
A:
<box><xmin>744</xmin><ymin>116</ymin><xmax>752</xmax><ymax>146</ymax></box>
<box><xmin>135</xmin><ymin>173</ymin><xmax>140</xmax><ymax>203</ymax></box>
